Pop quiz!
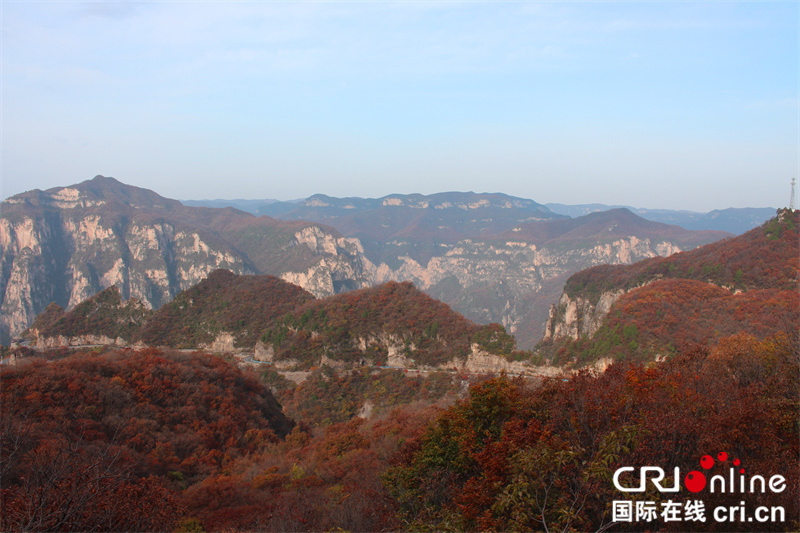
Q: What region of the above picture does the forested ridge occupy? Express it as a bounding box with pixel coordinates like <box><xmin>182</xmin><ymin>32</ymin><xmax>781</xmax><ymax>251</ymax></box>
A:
<box><xmin>27</xmin><ymin>270</ymin><xmax>316</xmax><ymax>349</ymax></box>
<box><xmin>544</xmin><ymin>210</ymin><xmax>799</xmax><ymax>365</ymax></box>
<box><xmin>137</xmin><ymin>270</ymin><xmax>315</xmax><ymax>349</ymax></box>
<box><xmin>28</xmin><ymin>286</ymin><xmax>150</xmax><ymax>341</ymax></box>
<box><xmin>564</xmin><ymin>210</ymin><xmax>798</xmax><ymax>301</ymax></box>
<box><xmin>28</xmin><ymin>274</ymin><xmax>523</xmax><ymax>368</ymax></box>
<box><xmin>260</xmin><ymin>280</ymin><xmax>521</xmax><ymax>368</ymax></box>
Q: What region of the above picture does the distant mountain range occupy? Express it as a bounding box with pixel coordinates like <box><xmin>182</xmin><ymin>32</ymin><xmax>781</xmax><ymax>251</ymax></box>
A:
<box><xmin>182</xmin><ymin>198</ymin><xmax>294</xmax><ymax>212</ymax></box>
<box><xmin>184</xmin><ymin>196</ymin><xmax>775</xmax><ymax>235</ymax></box>
<box><xmin>182</xmin><ymin>191</ymin><xmax>736</xmax><ymax>347</ymax></box>
<box><xmin>2</xmin><ymin>177</ymin><xmax>733</xmax><ymax>346</ymax></box>
<box><xmin>545</xmin><ymin>203</ymin><xmax>776</xmax><ymax>235</ymax></box>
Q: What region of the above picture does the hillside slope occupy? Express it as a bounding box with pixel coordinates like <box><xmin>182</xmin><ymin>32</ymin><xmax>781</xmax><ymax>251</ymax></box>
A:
<box><xmin>542</xmin><ymin>209</ymin><xmax>799</xmax><ymax>365</ymax></box>
<box><xmin>1</xmin><ymin>347</ymin><xmax>295</xmax><ymax>531</ymax></box>
<box><xmin>137</xmin><ymin>269</ymin><xmax>315</xmax><ymax>349</ymax></box>
<box><xmin>258</xmin><ymin>280</ymin><xmax>520</xmax><ymax>369</ymax></box>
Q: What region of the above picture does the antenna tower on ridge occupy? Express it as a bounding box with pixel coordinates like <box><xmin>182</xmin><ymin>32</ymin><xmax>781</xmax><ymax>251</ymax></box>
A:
<box><xmin>791</xmin><ymin>177</ymin><xmax>796</xmax><ymax>211</ymax></box>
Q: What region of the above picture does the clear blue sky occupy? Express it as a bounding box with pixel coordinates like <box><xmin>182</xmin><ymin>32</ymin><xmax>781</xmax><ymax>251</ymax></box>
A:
<box><xmin>2</xmin><ymin>1</ymin><xmax>797</xmax><ymax>211</ymax></box>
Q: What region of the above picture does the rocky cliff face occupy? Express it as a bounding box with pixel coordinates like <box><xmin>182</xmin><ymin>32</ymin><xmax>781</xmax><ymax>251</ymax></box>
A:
<box><xmin>0</xmin><ymin>177</ymin><xmax>370</xmax><ymax>343</ymax></box>
<box><xmin>541</xmin><ymin>209</ymin><xmax>800</xmax><ymax>345</ymax></box>
<box><xmin>33</xmin><ymin>333</ymin><xmax>129</xmax><ymax>350</ymax></box>
<box><xmin>539</xmin><ymin>210</ymin><xmax>799</xmax><ymax>367</ymax></box>
<box><xmin>281</xmin><ymin>226</ymin><xmax>368</xmax><ymax>296</ymax></box>
<box><xmin>363</xmin><ymin>235</ymin><xmax>682</xmax><ymax>347</ymax></box>
<box><xmin>0</xmin><ymin>211</ymin><xmax>252</xmax><ymax>342</ymax></box>
<box><xmin>542</xmin><ymin>288</ymin><xmax>630</xmax><ymax>341</ymax></box>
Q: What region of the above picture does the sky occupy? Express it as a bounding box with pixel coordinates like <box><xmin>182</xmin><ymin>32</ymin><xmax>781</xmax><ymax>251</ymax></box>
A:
<box><xmin>1</xmin><ymin>1</ymin><xmax>797</xmax><ymax>212</ymax></box>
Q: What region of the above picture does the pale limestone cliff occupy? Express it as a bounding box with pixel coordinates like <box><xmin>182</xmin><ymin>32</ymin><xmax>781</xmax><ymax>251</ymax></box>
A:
<box><xmin>200</xmin><ymin>332</ymin><xmax>237</xmax><ymax>353</ymax></box>
<box><xmin>0</xmin><ymin>212</ymin><xmax>253</xmax><ymax>342</ymax></box>
<box><xmin>26</xmin><ymin>323</ymin><xmax>565</xmax><ymax>378</ymax></box>
<box><xmin>437</xmin><ymin>343</ymin><xmax>563</xmax><ymax>377</ymax></box>
<box><xmin>543</xmin><ymin>288</ymin><xmax>631</xmax><ymax>342</ymax></box>
<box><xmin>1</xmin><ymin>195</ymin><xmax>369</xmax><ymax>342</ymax></box>
<box><xmin>356</xmin><ymin>401</ymin><xmax>374</xmax><ymax>419</ymax></box>
<box><xmin>33</xmin><ymin>334</ymin><xmax>127</xmax><ymax>350</ymax></box>
<box><xmin>281</xmin><ymin>228</ymin><xmax>369</xmax><ymax>297</ymax></box>
<box><xmin>254</xmin><ymin>340</ymin><xmax>275</xmax><ymax>362</ymax></box>
<box><xmin>362</xmin><ymin>236</ymin><xmax>681</xmax><ymax>342</ymax></box>
<box><xmin>385</xmin><ymin>337</ymin><xmax>415</xmax><ymax>369</ymax></box>
<box><xmin>255</xmin><ymin>331</ymin><xmax>564</xmax><ymax>377</ymax></box>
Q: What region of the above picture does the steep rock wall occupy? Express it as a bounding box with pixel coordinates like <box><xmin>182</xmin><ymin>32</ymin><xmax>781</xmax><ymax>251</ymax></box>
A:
<box><xmin>256</xmin><ymin>331</ymin><xmax>565</xmax><ymax>377</ymax></box>
<box><xmin>542</xmin><ymin>289</ymin><xmax>629</xmax><ymax>341</ymax></box>
<box><xmin>281</xmin><ymin>227</ymin><xmax>370</xmax><ymax>297</ymax></box>
<box><xmin>0</xmin><ymin>213</ymin><xmax>252</xmax><ymax>342</ymax></box>
<box><xmin>362</xmin><ymin>236</ymin><xmax>681</xmax><ymax>346</ymax></box>
<box><xmin>1</xmin><ymin>191</ymin><xmax>370</xmax><ymax>343</ymax></box>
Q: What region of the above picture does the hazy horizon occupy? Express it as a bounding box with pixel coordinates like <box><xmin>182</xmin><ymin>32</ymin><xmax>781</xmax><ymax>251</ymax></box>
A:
<box><xmin>5</xmin><ymin>174</ymin><xmax>782</xmax><ymax>214</ymax></box>
<box><xmin>2</xmin><ymin>2</ymin><xmax>797</xmax><ymax>212</ymax></box>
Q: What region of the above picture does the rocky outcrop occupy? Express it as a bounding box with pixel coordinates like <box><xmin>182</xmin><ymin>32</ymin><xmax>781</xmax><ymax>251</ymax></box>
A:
<box><xmin>356</xmin><ymin>401</ymin><xmax>374</xmax><ymax>419</ymax></box>
<box><xmin>254</xmin><ymin>340</ymin><xmax>275</xmax><ymax>362</ymax></box>
<box><xmin>256</xmin><ymin>330</ymin><xmax>564</xmax><ymax>377</ymax></box>
<box><xmin>281</xmin><ymin>227</ymin><xmax>369</xmax><ymax>297</ymax></box>
<box><xmin>442</xmin><ymin>344</ymin><xmax>564</xmax><ymax>377</ymax></box>
<box><xmin>353</xmin><ymin>333</ymin><xmax>414</xmax><ymax>368</ymax></box>
<box><xmin>200</xmin><ymin>332</ymin><xmax>237</xmax><ymax>353</ymax></box>
<box><xmin>33</xmin><ymin>334</ymin><xmax>127</xmax><ymax>350</ymax></box>
<box><xmin>543</xmin><ymin>289</ymin><xmax>630</xmax><ymax>341</ymax></box>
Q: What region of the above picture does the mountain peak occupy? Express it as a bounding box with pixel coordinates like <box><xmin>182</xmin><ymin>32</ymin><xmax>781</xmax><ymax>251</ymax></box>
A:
<box><xmin>4</xmin><ymin>175</ymin><xmax>179</xmax><ymax>211</ymax></box>
<box><xmin>91</xmin><ymin>174</ymin><xmax>119</xmax><ymax>183</ymax></box>
<box><xmin>69</xmin><ymin>175</ymin><xmax>178</xmax><ymax>209</ymax></box>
